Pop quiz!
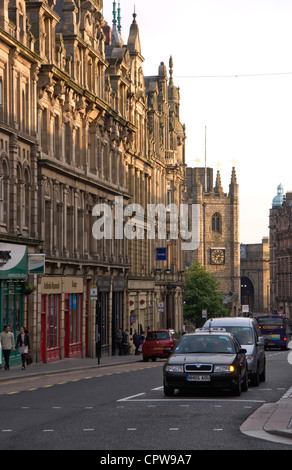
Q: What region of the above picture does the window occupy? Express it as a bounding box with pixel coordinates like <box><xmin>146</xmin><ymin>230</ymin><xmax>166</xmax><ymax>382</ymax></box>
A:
<box><xmin>212</xmin><ymin>212</ymin><xmax>221</xmax><ymax>232</ymax></box>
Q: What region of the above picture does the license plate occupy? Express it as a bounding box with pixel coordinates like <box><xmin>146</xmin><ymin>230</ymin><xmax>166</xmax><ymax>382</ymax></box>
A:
<box><xmin>187</xmin><ymin>375</ymin><xmax>211</xmax><ymax>382</ymax></box>
<box><xmin>153</xmin><ymin>347</ymin><xmax>163</xmax><ymax>351</ymax></box>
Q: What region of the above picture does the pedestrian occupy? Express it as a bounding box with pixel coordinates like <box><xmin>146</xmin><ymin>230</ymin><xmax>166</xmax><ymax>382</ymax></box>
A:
<box><xmin>16</xmin><ymin>327</ymin><xmax>30</xmax><ymax>370</ymax></box>
<box><xmin>0</xmin><ymin>335</ymin><xmax>2</xmax><ymax>369</ymax></box>
<box><xmin>122</xmin><ymin>329</ymin><xmax>130</xmax><ymax>355</ymax></box>
<box><xmin>133</xmin><ymin>329</ymin><xmax>142</xmax><ymax>355</ymax></box>
<box><xmin>115</xmin><ymin>328</ymin><xmax>123</xmax><ymax>356</ymax></box>
<box><xmin>0</xmin><ymin>325</ymin><xmax>16</xmax><ymax>370</ymax></box>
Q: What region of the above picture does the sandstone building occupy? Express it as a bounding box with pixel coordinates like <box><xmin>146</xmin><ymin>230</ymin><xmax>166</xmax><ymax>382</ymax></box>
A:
<box><xmin>269</xmin><ymin>184</ymin><xmax>292</xmax><ymax>323</ymax></box>
<box><xmin>0</xmin><ymin>0</ymin><xmax>186</xmax><ymax>364</ymax></box>
<box><xmin>186</xmin><ymin>166</ymin><xmax>240</xmax><ymax>315</ymax></box>
<box><xmin>240</xmin><ymin>237</ymin><xmax>270</xmax><ymax>314</ymax></box>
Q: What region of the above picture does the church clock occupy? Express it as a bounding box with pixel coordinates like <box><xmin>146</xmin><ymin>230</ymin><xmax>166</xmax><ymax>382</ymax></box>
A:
<box><xmin>210</xmin><ymin>248</ymin><xmax>225</xmax><ymax>265</ymax></box>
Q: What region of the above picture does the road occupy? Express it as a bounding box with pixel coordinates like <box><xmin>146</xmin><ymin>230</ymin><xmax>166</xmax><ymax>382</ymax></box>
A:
<box><xmin>0</xmin><ymin>349</ymin><xmax>291</xmax><ymax>452</ymax></box>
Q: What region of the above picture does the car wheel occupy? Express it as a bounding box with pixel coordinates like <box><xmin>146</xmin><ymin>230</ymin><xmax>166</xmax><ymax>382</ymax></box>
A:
<box><xmin>143</xmin><ymin>356</ymin><xmax>149</xmax><ymax>362</ymax></box>
<box><xmin>251</xmin><ymin>368</ymin><xmax>260</xmax><ymax>386</ymax></box>
<box><xmin>231</xmin><ymin>377</ymin><xmax>241</xmax><ymax>396</ymax></box>
<box><xmin>164</xmin><ymin>381</ymin><xmax>175</xmax><ymax>397</ymax></box>
<box><xmin>151</xmin><ymin>357</ymin><xmax>157</xmax><ymax>362</ymax></box>
<box><xmin>242</xmin><ymin>369</ymin><xmax>249</xmax><ymax>392</ymax></box>
<box><xmin>259</xmin><ymin>363</ymin><xmax>266</xmax><ymax>382</ymax></box>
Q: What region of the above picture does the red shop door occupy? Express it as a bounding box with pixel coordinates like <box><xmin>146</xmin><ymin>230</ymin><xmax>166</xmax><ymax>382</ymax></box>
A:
<box><xmin>41</xmin><ymin>312</ymin><xmax>47</xmax><ymax>363</ymax></box>
<box><xmin>64</xmin><ymin>308</ymin><xmax>70</xmax><ymax>358</ymax></box>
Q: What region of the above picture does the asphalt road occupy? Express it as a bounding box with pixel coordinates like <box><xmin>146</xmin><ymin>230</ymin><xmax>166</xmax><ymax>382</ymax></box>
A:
<box><xmin>0</xmin><ymin>349</ymin><xmax>291</xmax><ymax>452</ymax></box>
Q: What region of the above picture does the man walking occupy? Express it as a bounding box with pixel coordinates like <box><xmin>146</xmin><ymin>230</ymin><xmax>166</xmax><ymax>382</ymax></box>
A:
<box><xmin>0</xmin><ymin>325</ymin><xmax>15</xmax><ymax>370</ymax></box>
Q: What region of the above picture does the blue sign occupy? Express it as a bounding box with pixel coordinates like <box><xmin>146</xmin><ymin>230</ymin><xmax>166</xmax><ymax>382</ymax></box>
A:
<box><xmin>156</xmin><ymin>247</ymin><xmax>167</xmax><ymax>261</ymax></box>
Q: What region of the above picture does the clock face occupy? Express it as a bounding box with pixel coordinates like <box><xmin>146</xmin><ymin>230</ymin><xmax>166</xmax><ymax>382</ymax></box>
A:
<box><xmin>211</xmin><ymin>249</ymin><xmax>225</xmax><ymax>265</ymax></box>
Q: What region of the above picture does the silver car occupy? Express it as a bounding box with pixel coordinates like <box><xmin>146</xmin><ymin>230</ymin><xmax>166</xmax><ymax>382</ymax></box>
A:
<box><xmin>203</xmin><ymin>317</ymin><xmax>266</xmax><ymax>385</ymax></box>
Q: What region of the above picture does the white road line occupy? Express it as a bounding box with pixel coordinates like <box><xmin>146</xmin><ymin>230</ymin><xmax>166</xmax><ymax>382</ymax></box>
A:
<box><xmin>169</xmin><ymin>428</ymin><xmax>179</xmax><ymax>431</ymax></box>
<box><xmin>127</xmin><ymin>428</ymin><xmax>137</xmax><ymax>431</ymax></box>
<box><xmin>118</xmin><ymin>398</ymin><xmax>266</xmax><ymax>403</ymax></box>
<box><xmin>2</xmin><ymin>430</ymin><xmax>12</xmax><ymax>432</ymax></box>
<box><xmin>117</xmin><ymin>393</ymin><xmax>146</xmax><ymax>402</ymax></box>
<box><xmin>83</xmin><ymin>429</ymin><xmax>94</xmax><ymax>432</ymax></box>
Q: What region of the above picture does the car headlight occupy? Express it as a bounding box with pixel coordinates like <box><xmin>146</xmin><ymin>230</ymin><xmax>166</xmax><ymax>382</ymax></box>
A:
<box><xmin>214</xmin><ymin>365</ymin><xmax>235</xmax><ymax>373</ymax></box>
<box><xmin>165</xmin><ymin>365</ymin><xmax>184</xmax><ymax>373</ymax></box>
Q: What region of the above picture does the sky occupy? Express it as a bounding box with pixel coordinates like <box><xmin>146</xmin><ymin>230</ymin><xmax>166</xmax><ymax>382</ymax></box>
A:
<box><xmin>103</xmin><ymin>0</ymin><xmax>292</xmax><ymax>244</ymax></box>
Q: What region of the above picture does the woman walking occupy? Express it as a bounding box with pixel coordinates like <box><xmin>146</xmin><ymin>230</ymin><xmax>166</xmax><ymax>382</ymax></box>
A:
<box><xmin>16</xmin><ymin>327</ymin><xmax>30</xmax><ymax>370</ymax></box>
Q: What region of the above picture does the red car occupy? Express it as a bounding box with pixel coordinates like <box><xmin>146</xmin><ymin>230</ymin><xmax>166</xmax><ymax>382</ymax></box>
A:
<box><xmin>142</xmin><ymin>330</ymin><xmax>177</xmax><ymax>362</ymax></box>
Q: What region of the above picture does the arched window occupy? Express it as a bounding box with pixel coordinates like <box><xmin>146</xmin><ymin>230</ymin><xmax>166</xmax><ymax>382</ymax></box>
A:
<box><xmin>212</xmin><ymin>212</ymin><xmax>221</xmax><ymax>232</ymax></box>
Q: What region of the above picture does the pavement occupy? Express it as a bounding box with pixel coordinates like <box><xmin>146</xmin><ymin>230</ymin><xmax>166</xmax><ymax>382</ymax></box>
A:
<box><xmin>0</xmin><ymin>353</ymin><xmax>291</xmax><ymax>445</ymax></box>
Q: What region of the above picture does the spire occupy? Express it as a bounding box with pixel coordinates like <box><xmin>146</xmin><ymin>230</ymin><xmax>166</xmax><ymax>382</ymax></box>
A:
<box><xmin>117</xmin><ymin>1</ymin><xmax>122</xmax><ymax>32</ymax></box>
<box><xmin>169</xmin><ymin>55</ymin><xmax>174</xmax><ymax>85</ymax></box>
<box><xmin>215</xmin><ymin>169</ymin><xmax>223</xmax><ymax>193</ymax></box>
<box><xmin>112</xmin><ymin>0</ymin><xmax>124</xmax><ymax>46</ymax></box>
<box><xmin>127</xmin><ymin>6</ymin><xmax>141</xmax><ymax>55</ymax></box>
<box><xmin>113</xmin><ymin>0</ymin><xmax>117</xmax><ymax>26</ymax></box>
<box><xmin>231</xmin><ymin>166</ymin><xmax>237</xmax><ymax>184</ymax></box>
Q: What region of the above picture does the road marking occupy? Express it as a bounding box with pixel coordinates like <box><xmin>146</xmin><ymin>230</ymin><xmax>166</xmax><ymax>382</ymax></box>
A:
<box><xmin>213</xmin><ymin>428</ymin><xmax>223</xmax><ymax>431</ymax></box>
<box><xmin>127</xmin><ymin>428</ymin><xmax>137</xmax><ymax>431</ymax></box>
<box><xmin>7</xmin><ymin>392</ymin><xmax>19</xmax><ymax>395</ymax></box>
<box><xmin>169</xmin><ymin>428</ymin><xmax>179</xmax><ymax>431</ymax></box>
<box><xmin>2</xmin><ymin>430</ymin><xmax>12</xmax><ymax>432</ymax></box>
<box><xmin>83</xmin><ymin>429</ymin><xmax>94</xmax><ymax>432</ymax></box>
<box><xmin>118</xmin><ymin>397</ymin><xmax>266</xmax><ymax>403</ymax></box>
<box><xmin>118</xmin><ymin>393</ymin><xmax>146</xmax><ymax>402</ymax></box>
<box><xmin>151</xmin><ymin>386</ymin><xmax>163</xmax><ymax>391</ymax></box>
<box><xmin>43</xmin><ymin>429</ymin><xmax>54</xmax><ymax>432</ymax></box>
<box><xmin>52</xmin><ymin>406</ymin><xmax>61</xmax><ymax>409</ymax></box>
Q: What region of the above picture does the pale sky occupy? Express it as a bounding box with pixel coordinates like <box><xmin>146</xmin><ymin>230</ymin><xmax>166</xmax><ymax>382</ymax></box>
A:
<box><xmin>103</xmin><ymin>0</ymin><xmax>292</xmax><ymax>244</ymax></box>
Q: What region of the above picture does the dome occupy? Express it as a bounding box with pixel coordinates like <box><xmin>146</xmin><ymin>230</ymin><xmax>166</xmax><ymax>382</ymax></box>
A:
<box><xmin>272</xmin><ymin>184</ymin><xmax>284</xmax><ymax>208</ymax></box>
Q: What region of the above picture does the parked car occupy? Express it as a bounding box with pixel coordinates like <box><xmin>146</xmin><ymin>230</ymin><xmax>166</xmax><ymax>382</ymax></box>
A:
<box><xmin>203</xmin><ymin>317</ymin><xmax>266</xmax><ymax>385</ymax></box>
<box><xmin>163</xmin><ymin>329</ymin><xmax>248</xmax><ymax>396</ymax></box>
<box><xmin>142</xmin><ymin>330</ymin><xmax>177</xmax><ymax>362</ymax></box>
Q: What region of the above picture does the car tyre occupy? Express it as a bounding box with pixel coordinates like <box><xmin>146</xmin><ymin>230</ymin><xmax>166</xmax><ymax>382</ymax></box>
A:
<box><xmin>164</xmin><ymin>381</ymin><xmax>175</xmax><ymax>397</ymax></box>
<box><xmin>242</xmin><ymin>369</ymin><xmax>249</xmax><ymax>392</ymax></box>
<box><xmin>231</xmin><ymin>377</ymin><xmax>241</xmax><ymax>396</ymax></box>
<box><xmin>143</xmin><ymin>356</ymin><xmax>149</xmax><ymax>362</ymax></box>
<box><xmin>251</xmin><ymin>368</ymin><xmax>260</xmax><ymax>386</ymax></box>
<box><xmin>259</xmin><ymin>363</ymin><xmax>266</xmax><ymax>382</ymax></box>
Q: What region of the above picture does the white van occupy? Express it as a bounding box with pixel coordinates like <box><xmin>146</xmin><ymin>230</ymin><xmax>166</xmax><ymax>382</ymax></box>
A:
<box><xmin>203</xmin><ymin>317</ymin><xmax>266</xmax><ymax>385</ymax></box>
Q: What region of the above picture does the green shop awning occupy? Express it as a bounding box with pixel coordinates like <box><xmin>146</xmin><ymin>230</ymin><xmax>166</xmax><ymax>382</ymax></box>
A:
<box><xmin>0</xmin><ymin>243</ymin><xmax>28</xmax><ymax>280</ymax></box>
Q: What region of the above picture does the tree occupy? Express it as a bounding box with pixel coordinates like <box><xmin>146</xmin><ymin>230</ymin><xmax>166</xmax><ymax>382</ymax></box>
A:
<box><xmin>183</xmin><ymin>262</ymin><xmax>227</xmax><ymax>327</ymax></box>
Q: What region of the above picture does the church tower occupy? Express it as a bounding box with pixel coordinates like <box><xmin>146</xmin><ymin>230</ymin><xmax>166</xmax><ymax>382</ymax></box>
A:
<box><xmin>186</xmin><ymin>166</ymin><xmax>240</xmax><ymax>316</ymax></box>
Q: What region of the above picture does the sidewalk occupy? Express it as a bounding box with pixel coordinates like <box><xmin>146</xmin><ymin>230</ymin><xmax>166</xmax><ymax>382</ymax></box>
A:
<box><xmin>0</xmin><ymin>354</ymin><xmax>291</xmax><ymax>444</ymax></box>
<box><xmin>0</xmin><ymin>353</ymin><xmax>142</xmax><ymax>382</ymax></box>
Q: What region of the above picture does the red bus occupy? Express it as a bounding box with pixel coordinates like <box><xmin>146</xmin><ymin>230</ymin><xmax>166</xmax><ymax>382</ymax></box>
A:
<box><xmin>255</xmin><ymin>314</ymin><xmax>288</xmax><ymax>350</ymax></box>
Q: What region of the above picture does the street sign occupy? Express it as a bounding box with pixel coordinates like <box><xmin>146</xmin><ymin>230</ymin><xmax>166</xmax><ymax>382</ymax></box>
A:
<box><xmin>90</xmin><ymin>286</ymin><xmax>98</xmax><ymax>301</ymax></box>
<box><xmin>202</xmin><ymin>309</ymin><xmax>207</xmax><ymax>319</ymax></box>
<box><xmin>156</xmin><ymin>247</ymin><xmax>167</xmax><ymax>261</ymax></box>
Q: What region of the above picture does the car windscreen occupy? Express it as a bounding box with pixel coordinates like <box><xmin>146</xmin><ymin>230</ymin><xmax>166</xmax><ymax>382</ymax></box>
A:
<box><xmin>146</xmin><ymin>332</ymin><xmax>170</xmax><ymax>341</ymax></box>
<box><xmin>221</xmin><ymin>326</ymin><xmax>253</xmax><ymax>345</ymax></box>
<box><xmin>174</xmin><ymin>335</ymin><xmax>235</xmax><ymax>354</ymax></box>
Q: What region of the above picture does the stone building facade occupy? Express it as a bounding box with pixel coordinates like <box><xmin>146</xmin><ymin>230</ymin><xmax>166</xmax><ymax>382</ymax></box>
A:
<box><xmin>0</xmin><ymin>0</ymin><xmax>186</xmax><ymax>364</ymax></box>
<box><xmin>269</xmin><ymin>185</ymin><xmax>292</xmax><ymax>323</ymax></box>
<box><xmin>240</xmin><ymin>237</ymin><xmax>270</xmax><ymax>314</ymax></box>
<box><xmin>186</xmin><ymin>166</ymin><xmax>240</xmax><ymax>316</ymax></box>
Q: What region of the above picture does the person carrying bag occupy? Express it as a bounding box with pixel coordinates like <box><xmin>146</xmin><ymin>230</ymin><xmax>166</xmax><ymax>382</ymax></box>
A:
<box><xmin>16</xmin><ymin>327</ymin><xmax>31</xmax><ymax>370</ymax></box>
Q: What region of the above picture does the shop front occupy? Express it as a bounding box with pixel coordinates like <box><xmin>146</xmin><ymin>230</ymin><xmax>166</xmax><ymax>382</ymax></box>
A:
<box><xmin>0</xmin><ymin>243</ymin><xmax>28</xmax><ymax>367</ymax></box>
<box><xmin>41</xmin><ymin>276</ymin><xmax>84</xmax><ymax>362</ymax></box>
